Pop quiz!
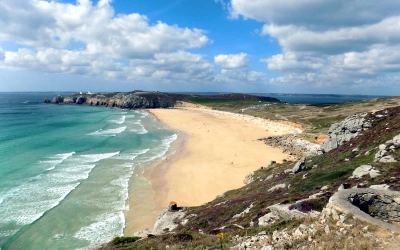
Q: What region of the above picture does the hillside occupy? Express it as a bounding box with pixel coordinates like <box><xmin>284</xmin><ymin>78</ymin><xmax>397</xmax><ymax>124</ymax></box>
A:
<box><xmin>99</xmin><ymin>104</ymin><xmax>400</xmax><ymax>249</ymax></box>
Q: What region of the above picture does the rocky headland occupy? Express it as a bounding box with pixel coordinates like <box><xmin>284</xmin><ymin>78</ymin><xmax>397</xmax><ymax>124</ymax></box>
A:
<box><xmin>47</xmin><ymin>91</ymin><xmax>176</xmax><ymax>109</ymax></box>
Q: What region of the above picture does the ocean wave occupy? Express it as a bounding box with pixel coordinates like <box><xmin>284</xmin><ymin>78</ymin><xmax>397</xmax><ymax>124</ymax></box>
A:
<box><xmin>130</xmin><ymin>122</ymin><xmax>148</xmax><ymax>134</ymax></box>
<box><xmin>110</xmin><ymin>115</ymin><xmax>125</xmax><ymax>124</ymax></box>
<box><xmin>75</xmin><ymin>152</ymin><xmax>120</xmax><ymax>163</ymax></box>
<box><xmin>114</xmin><ymin>149</ymin><xmax>149</xmax><ymax>161</ymax></box>
<box><xmin>0</xmin><ymin>152</ymin><xmax>118</xmax><ymax>228</ymax></box>
<box><xmin>40</xmin><ymin>152</ymin><xmax>75</xmax><ymax>166</ymax></box>
<box><xmin>141</xmin><ymin>134</ymin><xmax>178</xmax><ymax>163</ymax></box>
<box><xmin>74</xmin><ymin>212</ymin><xmax>125</xmax><ymax>244</ymax></box>
<box><xmin>89</xmin><ymin>127</ymin><xmax>126</xmax><ymax>137</ymax></box>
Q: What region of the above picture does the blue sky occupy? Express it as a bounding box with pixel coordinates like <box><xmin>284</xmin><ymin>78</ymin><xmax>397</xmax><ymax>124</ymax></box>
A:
<box><xmin>1</xmin><ymin>0</ymin><xmax>400</xmax><ymax>94</ymax></box>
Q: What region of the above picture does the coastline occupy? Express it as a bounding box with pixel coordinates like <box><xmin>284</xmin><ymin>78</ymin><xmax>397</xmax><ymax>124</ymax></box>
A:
<box><xmin>125</xmin><ymin>107</ymin><xmax>298</xmax><ymax>235</ymax></box>
<box><xmin>124</xmin><ymin>116</ymin><xmax>189</xmax><ymax>235</ymax></box>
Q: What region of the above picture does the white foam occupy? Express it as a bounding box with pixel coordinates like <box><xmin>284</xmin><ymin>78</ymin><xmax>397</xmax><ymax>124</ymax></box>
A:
<box><xmin>89</xmin><ymin>127</ymin><xmax>126</xmax><ymax>137</ymax></box>
<box><xmin>0</xmin><ymin>152</ymin><xmax>118</xmax><ymax>227</ymax></box>
<box><xmin>40</xmin><ymin>152</ymin><xmax>75</xmax><ymax>165</ymax></box>
<box><xmin>77</xmin><ymin>152</ymin><xmax>120</xmax><ymax>163</ymax></box>
<box><xmin>110</xmin><ymin>115</ymin><xmax>125</xmax><ymax>124</ymax></box>
<box><xmin>130</xmin><ymin>122</ymin><xmax>148</xmax><ymax>134</ymax></box>
<box><xmin>141</xmin><ymin>134</ymin><xmax>177</xmax><ymax>163</ymax></box>
<box><xmin>163</xmin><ymin>134</ymin><xmax>178</xmax><ymax>145</ymax></box>
<box><xmin>115</xmin><ymin>149</ymin><xmax>149</xmax><ymax>161</ymax></box>
<box><xmin>46</xmin><ymin>166</ymin><xmax>55</xmax><ymax>171</ymax></box>
<box><xmin>74</xmin><ymin>212</ymin><xmax>125</xmax><ymax>244</ymax></box>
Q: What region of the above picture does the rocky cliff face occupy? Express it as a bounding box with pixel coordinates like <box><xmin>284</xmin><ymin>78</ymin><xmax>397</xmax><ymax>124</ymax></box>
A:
<box><xmin>49</xmin><ymin>92</ymin><xmax>176</xmax><ymax>109</ymax></box>
<box><xmin>320</xmin><ymin>113</ymin><xmax>372</xmax><ymax>153</ymax></box>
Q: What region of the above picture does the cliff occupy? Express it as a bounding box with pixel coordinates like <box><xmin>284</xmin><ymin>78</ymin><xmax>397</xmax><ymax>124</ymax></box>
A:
<box><xmin>49</xmin><ymin>91</ymin><xmax>176</xmax><ymax>109</ymax></box>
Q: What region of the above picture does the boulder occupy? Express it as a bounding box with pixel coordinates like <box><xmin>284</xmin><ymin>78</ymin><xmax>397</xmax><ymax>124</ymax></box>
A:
<box><xmin>268</xmin><ymin>183</ymin><xmax>286</xmax><ymax>192</ymax></box>
<box><xmin>351</xmin><ymin>165</ymin><xmax>381</xmax><ymax>179</ymax></box>
<box><xmin>43</xmin><ymin>98</ymin><xmax>51</xmax><ymax>103</ymax></box>
<box><xmin>393</xmin><ymin>134</ymin><xmax>400</xmax><ymax>146</ymax></box>
<box><xmin>293</xmin><ymin>158</ymin><xmax>306</xmax><ymax>174</ymax></box>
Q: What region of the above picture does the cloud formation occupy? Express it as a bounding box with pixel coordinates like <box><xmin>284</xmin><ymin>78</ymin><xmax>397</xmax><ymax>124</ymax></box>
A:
<box><xmin>230</xmin><ymin>0</ymin><xmax>400</xmax><ymax>89</ymax></box>
<box><xmin>214</xmin><ymin>53</ymin><xmax>266</xmax><ymax>84</ymax></box>
<box><xmin>0</xmin><ymin>0</ymin><xmax>265</xmax><ymax>86</ymax></box>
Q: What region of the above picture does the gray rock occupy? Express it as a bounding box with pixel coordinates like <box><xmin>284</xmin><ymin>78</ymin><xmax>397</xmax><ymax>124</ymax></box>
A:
<box><xmin>51</xmin><ymin>95</ymin><xmax>64</xmax><ymax>104</ymax></box>
<box><xmin>379</xmin><ymin>144</ymin><xmax>387</xmax><ymax>150</ymax></box>
<box><xmin>265</xmin><ymin>174</ymin><xmax>275</xmax><ymax>181</ymax></box>
<box><xmin>351</xmin><ymin>165</ymin><xmax>381</xmax><ymax>179</ymax></box>
<box><xmin>321</xmin><ymin>113</ymin><xmax>370</xmax><ymax>153</ymax></box>
<box><xmin>268</xmin><ymin>183</ymin><xmax>286</xmax><ymax>192</ymax></box>
<box><xmin>293</xmin><ymin>158</ymin><xmax>306</xmax><ymax>174</ymax></box>
<box><xmin>393</xmin><ymin>134</ymin><xmax>400</xmax><ymax>146</ymax></box>
<box><xmin>369</xmin><ymin>184</ymin><xmax>390</xmax><ymax>190</ymax></box>
<box><xmin>284</xmin><ymin>169</ymin><xmax>294</xmax><ymax>174</ymax></box>
<box><xmin>244</xmin><ymin>172</ymin><xmax>254</xmax><ymax>184</ymax></box>
<box><xmin>321</xmin><ymin>185</ymin><xmax>330</xmax><ymax>191</ymax></box>
<box><xmin>152</xmin><ymin>209</ymin><xmax>186</xmax><ymax>235</ymax></box>
<box><xmin>258</xmin><ymin>213</ymin><xmax>280</xmax><ymax>226</ymax></box>
<box><xmin>379</xmin><ymin>155</ymin><xmax>397</xmax><ymax>163</ymax></box>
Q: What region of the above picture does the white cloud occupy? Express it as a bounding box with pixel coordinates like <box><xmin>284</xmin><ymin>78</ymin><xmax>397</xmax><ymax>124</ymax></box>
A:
<box><xmin>214</xmin><ymin>53</ymin><xmax>248</xmax><ymax>69</ymax></box>
<box><xmin>230</xmin><ymin>0</ymin><xmax>400</xmax><ymax>30</ymax></box>
<box><xmin>230</xmin><ymin>0</ymin><xmax>400</xmax><ymax>90</ymax></box>
<box><xmin>128</xmin><ymin>51</ymin><xmax>215</xmax><ymax>82</ymax></box>
<box><xmin>213</xmin><ymin>53</ymin><xmax>266</xmax><ymax>84</ymax></box>
<box><xmin>261</xmin><ymin>17</ymin><xmax>400</xmax><ymax>56</ymax></box>
<box><xmin>0</xmin><ymin>47</ymin><xmax>5</xmax><ymax>61</ymax></box>
<box><xmin>0</xmin><ymin>0</ymin><xmax>269</xmax><ymax>87</ymax></box>
<box><xmin>262</xmin><ymin>52</ymin><xmax>324</xmax><ymax>71</ymax></box>
<box><xmin>0</xmin><ymin>0</ymin><xmax>210</xmax><ymax>58</ymax></box>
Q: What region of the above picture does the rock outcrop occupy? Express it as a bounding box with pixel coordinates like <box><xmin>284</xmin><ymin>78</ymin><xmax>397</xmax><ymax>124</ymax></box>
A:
<box><xmin>261</xmin><ymin>135</ymin><xmax>321</xmax><ymax>157</ymax></box>
<box><xmin>320</xmin><ymin>113</ymin><xmax>372</xmax><ymax>153</ymax></box>
<box><xmin>52</xmin><ymin>95</ymin><xmax>65</xmax><ymax>104</ymax></box>
<box><xmin>374</xmin><ymin>136</ymin><xmax>399</xmax><ymax>163</ymax></box>
<box><xmin>49</xmin><ymin>91</ymin><xmax>176</xmax><ymax>109</ymax></box>
<box><xmin>134</xmin><ymin>209</ymin><xmax>186</xmax><ymax>237</ymax></box>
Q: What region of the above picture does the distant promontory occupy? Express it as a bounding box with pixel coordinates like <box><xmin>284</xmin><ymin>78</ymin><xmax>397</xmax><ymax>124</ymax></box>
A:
<box><xmin>45</xmin><ymin>91</ymin><xmax>281</xmax><ymax>109</ymax></box>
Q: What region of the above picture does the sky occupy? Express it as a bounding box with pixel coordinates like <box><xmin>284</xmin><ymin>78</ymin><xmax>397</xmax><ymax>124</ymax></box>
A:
<box><xmin>1</xmin><ymin>0</ymin><xmax>400</xmax><ymax>95</ymax></box>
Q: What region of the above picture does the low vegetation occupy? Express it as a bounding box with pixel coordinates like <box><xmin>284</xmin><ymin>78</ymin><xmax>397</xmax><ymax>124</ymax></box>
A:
<box><xmin>101</xmin><ymin>104</ymin><xmax>400</xmax><ymax>249</ymax></box>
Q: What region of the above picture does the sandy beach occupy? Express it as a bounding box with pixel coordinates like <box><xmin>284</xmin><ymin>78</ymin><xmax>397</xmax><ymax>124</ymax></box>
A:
<box><xmin>125</xmin><ymin>107</ymin><xmax>300</xmax><ymax>234</ymax></box>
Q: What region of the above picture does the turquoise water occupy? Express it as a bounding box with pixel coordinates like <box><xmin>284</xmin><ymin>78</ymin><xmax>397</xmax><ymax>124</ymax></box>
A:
<box><xmin>0</xmin><ymin>93</ymin><xmax>177</xmax><ymax>249</ymax></box>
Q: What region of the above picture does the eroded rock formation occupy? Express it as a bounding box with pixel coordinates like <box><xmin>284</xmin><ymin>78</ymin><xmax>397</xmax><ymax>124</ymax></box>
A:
<box><xmin>320</xmin><ymin>113</ymin><xmax>372</xmax><ymax>153</ymax></box>
<box><xmin>49</xmin><ymin>91</ymin><xmax>176</xmax><ymax>109</ymax></box>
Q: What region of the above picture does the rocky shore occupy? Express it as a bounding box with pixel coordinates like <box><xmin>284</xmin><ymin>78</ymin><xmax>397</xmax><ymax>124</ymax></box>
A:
<box><xmin>45</xmin><ymin>91</ymin><xmax>176</xmax><ymax>109</ymax></box>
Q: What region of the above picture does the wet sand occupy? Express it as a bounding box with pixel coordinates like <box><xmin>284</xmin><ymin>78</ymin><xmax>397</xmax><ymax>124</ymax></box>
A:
<box><xmin>125</xmin><ymin>108</ymin><xmax>297</xmax><ymax>234</ymax></box>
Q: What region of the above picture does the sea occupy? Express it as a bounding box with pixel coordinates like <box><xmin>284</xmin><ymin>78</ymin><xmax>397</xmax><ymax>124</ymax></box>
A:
<box><xmin>0</xmin><ymin>92</ymin><xmax>390</xmax><ymax>249</ymax></box>
<box><xmin>0</xmin><ymin>93</ymin><xmax>178</xmax><ymax>250</ymax></box>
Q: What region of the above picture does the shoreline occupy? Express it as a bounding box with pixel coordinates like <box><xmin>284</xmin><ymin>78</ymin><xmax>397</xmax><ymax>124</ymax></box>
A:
<box><xmin>124</xmin><ymin>115</ymin><xmax>189</xmax><ymax>235</ymax></box>
<box><xmin>125</xmin><ymin>107</ymin><xmax>299</xmax><ymax>235</ymax></box>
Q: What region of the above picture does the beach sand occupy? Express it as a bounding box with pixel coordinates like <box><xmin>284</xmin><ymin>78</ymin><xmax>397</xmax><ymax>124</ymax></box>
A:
<box><xmin>125</xmin><ymin>108</ymin><xmax>297</xmax><ymax>234</ymax></box>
